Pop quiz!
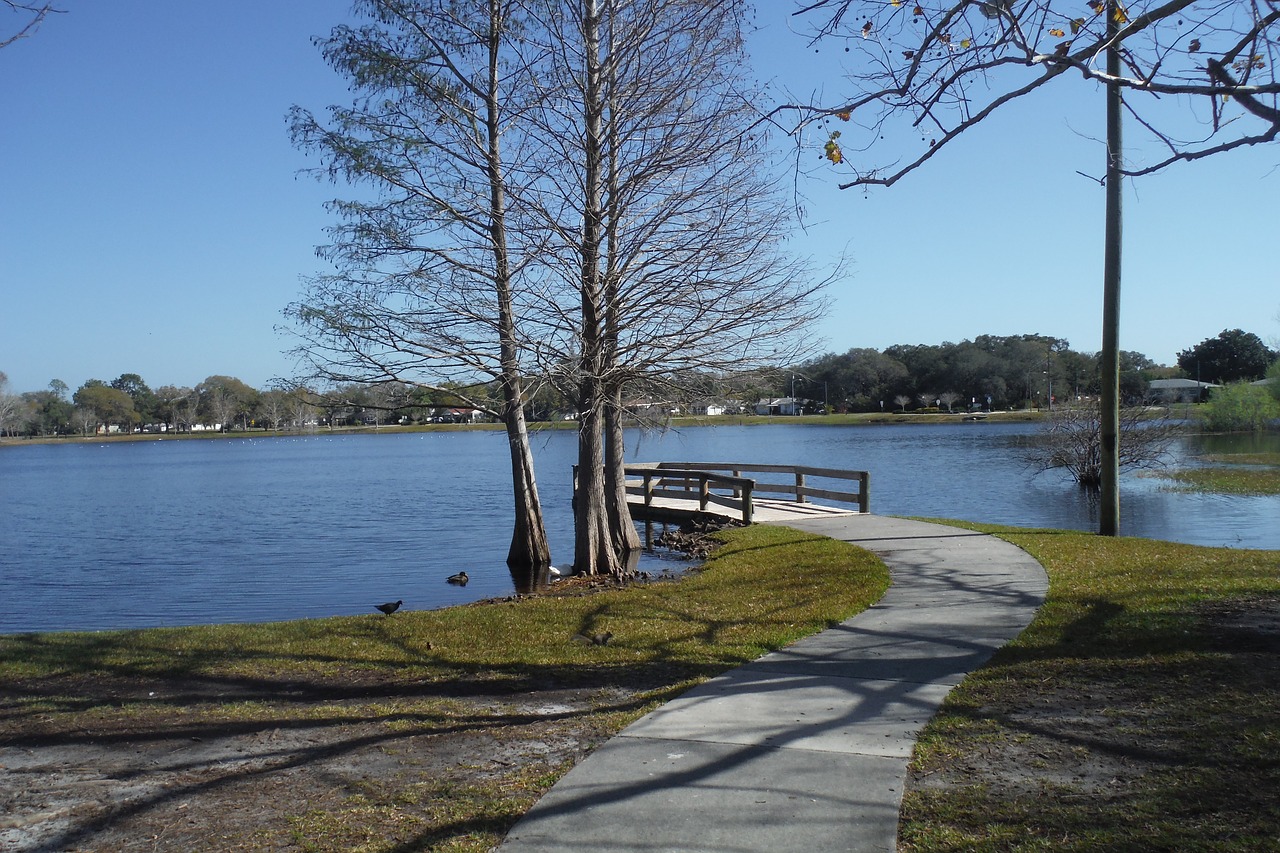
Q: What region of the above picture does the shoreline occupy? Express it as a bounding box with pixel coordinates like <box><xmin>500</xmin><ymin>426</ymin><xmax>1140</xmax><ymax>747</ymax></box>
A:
<box><xmin>0</xmin><ymin>410</ymin><xmax>1045</xmax><ymax>449</ymax></box>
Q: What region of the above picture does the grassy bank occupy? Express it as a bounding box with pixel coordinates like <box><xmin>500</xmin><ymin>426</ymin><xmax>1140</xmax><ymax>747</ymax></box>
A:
<box><xmin>900</xmin><ymin>523</ymin><xmax>1280</xmax><ymax>851</ymax></box>
<box><xmin>5</xmin><ymin>523</ymin><xmax>1277</xmax><ymax>850</ymax></box>
<box><xmin>0</xmin><ymin>524</ymin><xmax>887</xmax><ymax>852</ymax></box>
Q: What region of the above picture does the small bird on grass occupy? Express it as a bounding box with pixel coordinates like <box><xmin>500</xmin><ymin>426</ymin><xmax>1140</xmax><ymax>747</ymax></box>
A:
<box><xmin>446</xmin><ymin>571</ymin><xmax>469</xmax><ymax>585</ymax></box>
<box><xmin>375</xmin><ymin>600</ymin><xmax>403</xmax><ymax>615</ymax></box>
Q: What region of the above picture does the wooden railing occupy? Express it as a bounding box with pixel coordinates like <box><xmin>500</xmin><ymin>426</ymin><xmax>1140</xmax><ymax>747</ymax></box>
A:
<box><xmin>620</xmin><ymin>462</ymin><xmax>869</xmax><ymax>524</ymax></box>
<box><xmin>624</xmin><ymin>465</ymin><xmax>760</xmax><ymax>523</ymax></box>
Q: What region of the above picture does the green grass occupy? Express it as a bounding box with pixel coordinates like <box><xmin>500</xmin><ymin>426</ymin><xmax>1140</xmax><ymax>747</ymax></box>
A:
<box><xmin>0</xmin><ymin>525</ymin><xmax>886</xmax><ymax>686</ymax></box>
<box><xmin>899</xmin><ymin>523</ymin><xmax>1280</xmax><ymax>852</ymax></box>
<box><xmin>1155</xmin><ymin>466</ymin><xmax>1280</xmax><ymax>495</ymax></box>
<box><xmin>7</xmin><ymin>520</ymin><xmax>1279</xmax><ymax>850</ymax></box>
<box><xmin>1153</xmin><ymin>447</ymin><xmax>1280</xmax><ymax>495</ymax></box>
<box><xmin>0</xmin><ymin>524</ymin><xmax>888</xmax><ymax>851</ymax></box>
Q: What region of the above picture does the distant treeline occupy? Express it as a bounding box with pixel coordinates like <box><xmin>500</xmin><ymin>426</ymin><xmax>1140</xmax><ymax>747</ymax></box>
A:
<box><xmin>2</xmin><ymin>330</ymin><xmax>1275</xmax><ymax>436</ymax></box>
<box><xmin>773</xmin><ymin>330</ymin><xmax>1276</xmax><ymax>414</ymax></box>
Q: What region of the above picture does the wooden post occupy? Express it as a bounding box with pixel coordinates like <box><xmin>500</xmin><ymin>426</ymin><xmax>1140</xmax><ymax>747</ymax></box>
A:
<box><xmin>699</xmin><ymin>477</ymin><xmax>710</xmax><ymax>511</ymax></box>
<box><xmin>742</xmin><ymin>482</ymin><xmax>754</xmax><ymax>524</ymax></box>
<box><xmin>794</xmin><ymin>471</ymin><xmax>806</xmax><ymax>503</ymax></box>
<box><xmin>858</xmin><ymin>472</ymin><xmax>869</xmax><ymax>513</ymax></box>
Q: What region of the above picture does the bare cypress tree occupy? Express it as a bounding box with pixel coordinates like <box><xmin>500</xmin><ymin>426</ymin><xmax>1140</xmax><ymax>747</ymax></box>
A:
<box><xmin>790</xmin><ymin>0</ymin><xmax>1278</xmax><ymax>534</ymax></box>
<box><xmin>286</xmin><ymin>0</ymin><xmax>551</xmax><ymax>571</ymax></box>
<box><xmin>526</xmin><ymin>0</ymin><xmax>830</xmax><ymax>575</ymax></box>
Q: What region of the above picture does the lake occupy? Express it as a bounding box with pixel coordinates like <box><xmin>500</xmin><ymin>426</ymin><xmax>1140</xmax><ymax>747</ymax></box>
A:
<box><xmin>1</xmin><ymin>422</ymin><xmax>1276</xmax><ymax>633</ymax></box>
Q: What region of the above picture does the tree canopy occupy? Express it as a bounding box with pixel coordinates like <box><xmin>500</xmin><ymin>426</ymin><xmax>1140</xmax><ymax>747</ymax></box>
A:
<box><xmin>1176</xmin><ymin>328</ymin><xmax>1278</xmax><ymax>383</ymax></box>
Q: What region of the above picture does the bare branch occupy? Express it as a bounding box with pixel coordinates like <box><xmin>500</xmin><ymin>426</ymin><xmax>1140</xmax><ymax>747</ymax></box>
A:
<box><xmin>789</xmin><ymin>0</ymin><xmax>1280</xmax><ymax>187</ymax></box>
<box><xmin>1</xmin><ymin>1</ymin><xmax>60</xmax><ymax>50</ymax></box>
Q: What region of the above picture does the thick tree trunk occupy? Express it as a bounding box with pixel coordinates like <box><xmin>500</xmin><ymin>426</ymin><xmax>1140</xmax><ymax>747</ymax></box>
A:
<box><xmin>604</xmin><ymin>385</ymin><xmax>640</xmax><ymax>560</ymax></box>
<box><xmin>574</xmin><ymin>385</ymin><xmax>621</xmax><ymax>575</ymax></box>
<box><xmin>503</xmin><ymin>390</ymin><xmax>550</xmax><ymax>571</ymax></box>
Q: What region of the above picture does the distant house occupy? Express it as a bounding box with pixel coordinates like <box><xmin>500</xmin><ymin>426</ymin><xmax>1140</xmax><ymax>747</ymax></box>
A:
<box><xmin>693</xmin><ymin>399</ymin><xmax>733</xmax><ymax>417</ymax></box>
<box><xmin>1147</xmin><ymin>378</ymin><xmax>1220</xmax><ymax>403</ymax></box>
<box><xmin>754</xmin><ymin>397</ymin><xmax>805</xmax><ymax>416</ymax></box>
<box><xmin>441</xmin><ymin>407</ymin><xmax>486</xmax><ymax>424</ymax></box>
<box><xmin>623</xmin><ymin>398</ymin><xmax>678</xmax><ymax>420</ymax></box>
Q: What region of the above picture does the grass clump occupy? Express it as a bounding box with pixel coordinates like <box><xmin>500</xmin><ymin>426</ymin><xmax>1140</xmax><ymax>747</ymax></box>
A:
<box><xmin>1152</xmin><ymin>444</ymin><xmax>1280</xmax><ymax>495</ymax></box>
<box><xmin>1156</xmin><ymin>466</ymin><xmax>1280</xmax><ymax>495</ymax></box>
<box><xmin>899</xmin><ymin>524</ymin><xmax>1280</xmax><ymax>852</ymax></box>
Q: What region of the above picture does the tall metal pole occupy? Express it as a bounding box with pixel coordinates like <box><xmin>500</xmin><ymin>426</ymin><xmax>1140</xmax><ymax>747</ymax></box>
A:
<box><xmin>1099</xmin><ymin>0</ymin><xmax>1123</xmax><ymax>536</ymax></box>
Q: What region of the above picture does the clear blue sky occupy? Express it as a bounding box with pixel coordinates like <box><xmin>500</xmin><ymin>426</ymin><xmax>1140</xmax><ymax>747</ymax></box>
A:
<box><xmin>2</xmin><ymin>1</ymin><xmax>1276</xmax><ymax>395</ymax></box>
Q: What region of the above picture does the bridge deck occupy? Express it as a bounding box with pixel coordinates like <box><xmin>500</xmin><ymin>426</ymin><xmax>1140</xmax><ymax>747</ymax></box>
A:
<box><xmin>627</xmin><ymin>494</ymin><xmax>861</xmax><ymax>524</ymax></box>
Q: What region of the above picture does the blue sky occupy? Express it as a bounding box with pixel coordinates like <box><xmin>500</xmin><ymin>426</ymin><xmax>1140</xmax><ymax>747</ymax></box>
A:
<box><xmin>2</xmin><ymin>1</ymin><xmax>1276</xmax><ymax>395</ymax></box>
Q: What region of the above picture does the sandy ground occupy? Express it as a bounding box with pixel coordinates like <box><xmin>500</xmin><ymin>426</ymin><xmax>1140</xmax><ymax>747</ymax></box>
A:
<box><xmin>1</xmin><ymin>670</ymin><xmax>641</xmax><ymax>851</ymax></box>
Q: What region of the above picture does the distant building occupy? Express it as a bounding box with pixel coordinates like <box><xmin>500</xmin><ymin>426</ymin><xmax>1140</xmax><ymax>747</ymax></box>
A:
<box><xmin>753</xmin><ymin>397</ymin><xmax>805</xmax><ymax>416</ymax></box>
<box><xmin>693</xmin><ymin>399</ymin><xmax>733</xmax><ymax>416</ymax></box>
<box><xmin>1147</xmin><ymin>378</ymin><xmax>1220</xmax><ymax>403</ymax></box>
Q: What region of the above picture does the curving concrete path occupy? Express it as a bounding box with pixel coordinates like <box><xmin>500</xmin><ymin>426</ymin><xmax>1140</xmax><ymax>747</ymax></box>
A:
<box><xmin>499</xmin><ymin>515</ymin><xmax>1048</xmax><ymax>852</ymax></box>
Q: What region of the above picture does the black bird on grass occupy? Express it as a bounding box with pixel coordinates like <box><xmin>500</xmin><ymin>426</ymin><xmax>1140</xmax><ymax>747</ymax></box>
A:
<box><xmin>446</xmin><ymin>571</ymin><xmax>469</xmax><ymax>586</ymax></box>
<box><xmin>375</xmin><ymin>600</ymin><xmax>403</xmax><ymax>615</ymax></box>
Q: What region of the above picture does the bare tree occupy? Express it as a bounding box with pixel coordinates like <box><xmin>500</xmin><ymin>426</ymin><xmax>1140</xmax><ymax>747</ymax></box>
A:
<box><xmin>1027</xmin><ymin>399</ymin><xmax>1181</xmax><ymax>487</ymax></box>
<box><xmin>791</xmin><ymin>0</ymin><xmax>1279</xmax><ymax>534</ymax></box>
<box><xmin>71</xmin><ymin>406</ymin><xmax>96</xmax><ymax>437</ymax></box>
<box><xmin>287</xmin><ymin>0</ymin><xmax>551</xmax><ymax>571</ymax></box>
<box><xmin>286</xmin><ymin>385</ymin><xmax>320</xmax><ymax>430</ymax></box>
<box><xmin>257</xmin><ymin>389</ymin><xmax>291</xmax><ymax>431</ymax></box>
<box><xmin>177</xmin><ymin>390</ymin><xmax>202</xmax><ymax>432</ymax></box>
<box><xmin>0</xmin><ymin>371</ymin><xmax>20</xmax><ymax>437</ymax></box>
<box><xmin>526</xmin><ymin>0</ymin><xmax>830</xmax><ymax>575</ymax></box>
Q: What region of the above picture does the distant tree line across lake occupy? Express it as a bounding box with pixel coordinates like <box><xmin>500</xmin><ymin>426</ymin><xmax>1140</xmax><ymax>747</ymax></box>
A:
<box><xmin>785</xmin><ymin>330</ymin><xmax>1278</xmax><ymax>415</ymax></box>
<box><xmin>1</xmin><ymin>330</ymin><xmax>1276</xmax><ymax>438</ymax></box>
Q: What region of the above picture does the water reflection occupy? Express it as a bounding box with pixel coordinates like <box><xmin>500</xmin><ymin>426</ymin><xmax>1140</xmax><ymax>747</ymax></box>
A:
<box><xmin>1</xmin><ymin>423</ymin><xmax>1276</xmax><ymax>633</ymax></box>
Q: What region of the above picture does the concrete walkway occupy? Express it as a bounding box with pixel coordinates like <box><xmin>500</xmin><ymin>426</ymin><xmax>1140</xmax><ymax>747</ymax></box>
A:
<box><xmin>499</xmin><ymin>515</ymin><xmax>1048</xmax><ymax>852</ymax></box>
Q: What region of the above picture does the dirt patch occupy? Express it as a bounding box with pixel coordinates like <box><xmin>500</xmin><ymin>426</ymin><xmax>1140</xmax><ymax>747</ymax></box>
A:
<box><xmin>901</xmin><ymin>595</ymin><xmax>1280</xmax><ymax>846</ymax></box>
<box><xmin>1</xmin><ymin>671</ymin><xmax>649</xmax><ymax>852</ymax></box>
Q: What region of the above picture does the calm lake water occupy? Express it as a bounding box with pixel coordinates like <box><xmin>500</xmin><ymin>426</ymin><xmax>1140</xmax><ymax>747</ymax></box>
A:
<box><xmin>1</xmin><ymin>422</ymin><xmax>1276</xmax><ymax>633</ymax></box>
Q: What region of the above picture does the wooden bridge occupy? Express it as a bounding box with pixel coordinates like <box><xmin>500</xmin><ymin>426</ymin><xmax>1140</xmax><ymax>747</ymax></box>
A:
<box><xmin>622</xmin><ymin>462</ymin><xmax>869</xmax><ymax>525</ymax></box>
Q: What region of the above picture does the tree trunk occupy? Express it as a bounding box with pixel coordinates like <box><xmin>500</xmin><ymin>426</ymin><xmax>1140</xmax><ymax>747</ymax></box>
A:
<box><xmin>575</xmin><ymin>384</ymin><xmax>621</xmax><ymax>575</ymax></box>
<box><xmin>598</xmin><ymin>12</ymin><xmax>638</xmax><ymax>566</ymax></box>
<box><xmin>571</xmin><ymin>0</ymin><xmax>622</xmax><ymax>577</ymax></box>
<box><xmin>503</xmin><ymin>388</ymin><xmax>550</xmax><ymax>571</ymax></box>
<box><xmin>604</xmin><ymin>385</ymin><xmax>640</xmax><ymax>560</ymax></box>
<box><xmin>483</xmin><ymin>0</ymin><xmax>550</xmax><ymax>570</ymax></box>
